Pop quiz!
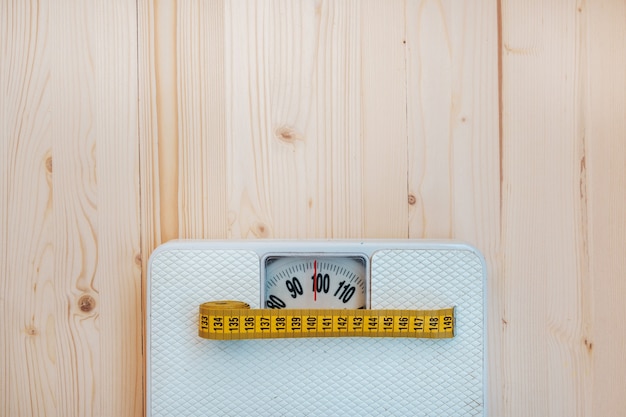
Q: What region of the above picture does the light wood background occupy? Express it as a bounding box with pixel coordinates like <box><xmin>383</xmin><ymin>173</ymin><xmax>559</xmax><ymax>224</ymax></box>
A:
<box><xmin>1</xmin><ymin>1</ymin><xmax>625</xmax><ymax>416</ymax></box>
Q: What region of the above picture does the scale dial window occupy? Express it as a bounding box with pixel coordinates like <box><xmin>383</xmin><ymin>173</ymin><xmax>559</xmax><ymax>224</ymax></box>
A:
<box><xmin>262</xmin><ymin>255</ymin><xmax>368</xmax><ymax>309</ymax></box>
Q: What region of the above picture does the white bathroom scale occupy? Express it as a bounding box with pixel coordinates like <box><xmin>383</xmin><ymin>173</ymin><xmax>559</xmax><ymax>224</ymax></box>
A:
<box><xmin>147</xmin><ymin>240</ymin><xmax>487</xmax><ymax>416</ymax></box>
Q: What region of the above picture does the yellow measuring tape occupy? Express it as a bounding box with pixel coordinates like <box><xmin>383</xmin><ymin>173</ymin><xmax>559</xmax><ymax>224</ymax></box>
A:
<box><xmin>199</xmin><ymin>301</ymin><xmax>455</xmax><ymax>340</ymax></box>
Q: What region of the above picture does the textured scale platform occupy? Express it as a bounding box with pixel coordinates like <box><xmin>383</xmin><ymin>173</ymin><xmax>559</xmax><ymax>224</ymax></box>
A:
<box><xmin>147</xmin><ymin>240</ymin><xmax>486</xmax><ymax>416</ymax></box>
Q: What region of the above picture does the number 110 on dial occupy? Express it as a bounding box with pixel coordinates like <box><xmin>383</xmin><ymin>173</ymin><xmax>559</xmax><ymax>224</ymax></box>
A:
<box><xmin>262</xmin><ymin>255</ymin><xmax>368</xmax><ymax>309</ymax></box>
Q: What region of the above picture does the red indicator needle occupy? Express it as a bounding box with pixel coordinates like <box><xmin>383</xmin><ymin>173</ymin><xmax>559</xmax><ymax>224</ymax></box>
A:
<box><xmin>313</xmin><ymin>260</ymin><xmax>317</xmax><ymax>301</ymax></box>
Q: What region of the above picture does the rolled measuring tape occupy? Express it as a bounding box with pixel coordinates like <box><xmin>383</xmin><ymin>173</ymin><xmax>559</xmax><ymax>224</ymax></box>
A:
<box><xmin>199</xmin><ymin>301</ymin><xmax>455</xmax><ymax>340</ymax></box>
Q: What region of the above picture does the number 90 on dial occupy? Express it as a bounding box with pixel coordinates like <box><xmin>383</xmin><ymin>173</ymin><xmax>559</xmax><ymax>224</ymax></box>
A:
<box><xmin>261</xmin><ymin>255</ymin><xmax>369</xmax><ymax>309</ymax></box>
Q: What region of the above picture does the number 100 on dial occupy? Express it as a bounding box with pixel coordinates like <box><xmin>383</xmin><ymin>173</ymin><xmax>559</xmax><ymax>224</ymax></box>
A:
<box><xmin>262</xmin><ymin>255</ymin><xmax>368</xmax><ymax>309</ymax></box>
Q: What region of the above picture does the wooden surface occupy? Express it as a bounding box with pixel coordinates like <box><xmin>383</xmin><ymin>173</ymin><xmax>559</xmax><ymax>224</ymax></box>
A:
<box><xmin>2</xmin><ymin>0</ymin><xmax>625</xmax><ymax>416</ymax></box>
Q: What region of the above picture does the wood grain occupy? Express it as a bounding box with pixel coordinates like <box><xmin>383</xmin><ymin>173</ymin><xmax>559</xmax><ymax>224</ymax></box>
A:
<box><xmin>153</xmin><ymin>0</ymin><xmax>180</xmax><ymax>243</ymax></box>
<box><xmin>139</xmin><ymin>0</ymin><xmax>229</xmax><ymax>249</ymax></box>
<box><xmin>585</xmin><ymin>1</ymin><xmax>626</xmax><ymax>415</ymax></box>
<box><xmin>1</xmin><ymin>1</ymin><xmax>142</xmax><ymax>416</ymax></box>
<box><xmin>3</xmin><ymin>0</ymin><xmax>626</xmax><ymax>416</ymax></box>
<box><xmin>137</xmin><ymin>0</ymin><xmax>162</xmax><ymax>256</ymax></box>
<box><xmin>223</xmin><ymin>0</ymin><xmax>408</xmax><ymax>239</ymax></box>
<box><xmin>500</xmin><ymin>0</ymin><xmax>588</xmax><ymax>413</ymax></box>
<box><xmin>2</xmin><ymin>4</ymin><xmax>56</xmax><ymax>415</ymax></box>
<box><xmin>178</xmin><ymin>0</ymin><xmax>228</xmax><ymax>239</ymax></box>
<box><xmin>360</xmin><ymin>0</ymin><xmax>408</xmax><ymax>238</ymax></box>
<box><xmin>406</xmin><ymin>1</ymin><xmax>500</xmax><ymax>240</ymax></box>
<box><xmin>499</xmin><ymin>0</ymin><xmax>626</xmax><ymax>415</ymax></box>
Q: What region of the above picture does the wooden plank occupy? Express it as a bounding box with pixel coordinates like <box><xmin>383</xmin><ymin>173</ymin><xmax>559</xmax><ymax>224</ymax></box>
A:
<box><xmin>1</xmin><ymin>3</ymin><xmax>56</xmax><ymax>414</ymax></box>
<box><xmin>0</xmin><ymin>1</ymin><xmax>141</xmax><ymax>416</ymax></box>
<box><xmin>407</xmin><ymin>0</ymin><xmax>499</xmax><ymax>241</ymax></box>
<box><xmin>88</xmin><ymin>3</ymin><xmax>142</xmax><ymax>415</ymax></box>
<box><xmin>499</xmin><ymin>0</ymin><xmax>597</xmax><ymax>415</ymax></box>
<box><xmin>225</xmin><ymin>0</ymin><xmax>356</xmax><ymax>238</ymax></box>
<box><xmin>406</xmin><ymin>0</ymin><xmax>454</xmax><ymax>238</ymax></box>
<box><xmin>153</xmin><ymin>0</ymin><xmax>179</xmax><ymax>243</ymax></box>
<box><xmin>224</xmin><ymin>0</ymin><xmax>407</xmax><ymax>239</ymax></box>
<box><xmin>137</xmin><ymin>0</ymin><xmax>162</xmax><ymax>257</ymax></box>
<box><xmin>585</xmin><ymin>1</ymin><xmax>626</xmax><ymax>415</ymax></box>
<box><xmin>405</xmin><ymin>0</ymin><xmax>500</xmax><ymax>411</ymax></box>
<box><xmin>177</xmin><ymin>0</ymin><xmax>228</xmax><ymax>239</ymax></box>
<box><xmin>138</xmin><ymin>0</ymin><xmax>228</xmax><ymax>247</ymax></box>
<box><xmin>360</xmin><ymin>0</ymin><xmax>408</xmax><ymax>238</ymax></box>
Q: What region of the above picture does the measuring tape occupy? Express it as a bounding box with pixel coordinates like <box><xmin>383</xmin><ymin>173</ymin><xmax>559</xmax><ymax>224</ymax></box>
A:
<box><xmin>199</xmin><ymin>301</ymin><xmax>455</xmax><ymax>340</ymax></box>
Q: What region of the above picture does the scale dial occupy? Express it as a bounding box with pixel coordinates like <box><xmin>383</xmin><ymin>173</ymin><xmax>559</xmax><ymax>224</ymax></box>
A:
<box><xmin>262</xmin><ymin>255</ymin><xmax>368</xmax><ymax>309</ymax></box>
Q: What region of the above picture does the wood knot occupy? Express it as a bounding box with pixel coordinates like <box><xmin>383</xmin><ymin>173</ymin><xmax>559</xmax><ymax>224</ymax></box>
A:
<box><xmin>134</xmin><ymin>253</ymin><xmax>142</xmax><ymax>266</ymax></box>
<box><xmin>78</xmin><ymin>294</ymin><xmax>96</xmax><ymax>313</ymax></box>
<box><xmin>26</xmin><ymin>326</ymin><xmax>39</xmax><ymax>336</ymax></box>
<box><xmin>408</xmin><ymin>194</ymin><xmax>417</xmax><ymax>205</ymax></box>
<box><xmin>275</xmin><ymin>126</ymin><xmax>302</xmax><ymax>143</ymax></box>
<box><xmin>252</xmin><ymin>221</ymin><xmax>270</xmax><ymax>238</ymax></box>
<box><xmin>584</xmin><ymin>338</ymin><xmax>593</xmax><ymax>352</ymax></box>
<box><xmin>45</xmin><ymin>156</ymin><xmax>53</xmax><ymax>173</ymax></box>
